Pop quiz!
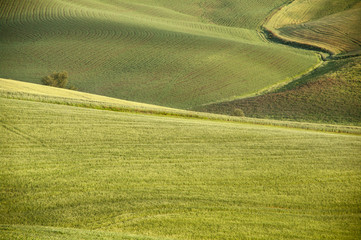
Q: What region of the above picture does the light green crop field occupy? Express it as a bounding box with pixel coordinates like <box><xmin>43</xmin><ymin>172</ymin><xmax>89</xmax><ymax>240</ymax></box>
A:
<box><xmin>198</xmin><ymin>57</ymin><xmax>361</xmax><ymax>125</ymax></box>
<box><xmin>0</xmin><ymin>78</ymin><xmax>175</xmax><ymax>113</ymax></box>
<box><xmin>2</xmin><ymin>78</ymin><xmax>361</xmax><ymax>134</ymax></box>
<box><xmin>1</xmin><ymin>94</ymin><xmax>361</xmax><ymax>239</ymax></box>
<box><xmin>1</xmin><ymin>0</ymin><xmax>361</xmax><ymax>239</ymax></box>
<box><xmin>264</xmin><ymin>0</ymin><xmax>361</xmax><ymax>55</ymax></box>
<box><xmin>0</xmin><ymin>0</ymin><xmax>320</xmax><ymax>108</ymax></box>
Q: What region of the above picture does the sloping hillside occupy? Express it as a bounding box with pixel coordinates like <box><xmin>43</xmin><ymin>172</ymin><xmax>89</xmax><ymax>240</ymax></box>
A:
<box><xmin>197</xmin><ymin>57</ymin><xmax>361</xmax><ymax>125</ymax></box>
<box><xmin>1</xmin><ymin>1</ymin><xmax>361</xmax><ymax>239</ymax></box>
<box><xmin>1</xmin><ymin>91</ymin><xmax>360</xmax><ymax>239</ymax></box>
<box><xmin>2</xmin><ymin>78</ymin><xmax>360</xmax><ymax>134</ymax></box>
<box><xmin>0</xmin><ymin>0</ymin><xmax>319</xmax><ymax>108</ymax></box>
<box><xmin>198</xmin><ymin>0</ymin><xmax>361</xmax><ymax>124</ymax></box>
<box><xmin>264</xmin><ymin>0</ymin><xmax>361</xmax><ymax>56</ymax></box>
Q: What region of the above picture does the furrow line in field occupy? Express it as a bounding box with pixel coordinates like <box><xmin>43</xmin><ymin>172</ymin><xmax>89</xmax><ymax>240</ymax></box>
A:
<box><xmin>280</xmin><ymin>27</ymin><xmax>353</xmax><ymax>54</ymax></box>
<box><xmin>0</xmin><ymin>120</ymin><xmax>49</xmax><ymax>147</ymax></box>
<box><xmin>263</xmin><ymin>0</ymin><xmax>361</xmax><ymax>56</ymax></box>
<box><xmin>0</xmin><ymin>0</ymin><xmax>322</xmax><ymax>108</ymax></box>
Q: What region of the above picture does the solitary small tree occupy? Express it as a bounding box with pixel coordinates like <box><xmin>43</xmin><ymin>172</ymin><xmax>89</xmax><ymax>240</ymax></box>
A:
<box><xmin>41</xmin><ymin>71</ymin><xmax>69</xmax><ymax>88</ymax></box>
<box><xmin>233</xmin><ymin>108</ymin><xmax>245</xmax><ymax>117</ymax></box>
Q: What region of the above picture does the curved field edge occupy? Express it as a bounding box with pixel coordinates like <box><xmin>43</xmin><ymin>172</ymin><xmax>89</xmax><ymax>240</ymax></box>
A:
<box><xmin>262</xmin><ymin>0</ymin><xmax>361</xmax><ymax>56</ymax></box>
<box><xmin>0</xmin><ymin>0</ymin><xmax>320</xmax><ymax>108</ymax></box>
<box><xmin>201</xmin><ymin>54</ymin><xmax>323</xmax><ymax>104</ymax></box>
<box><xmin>197</xmin><ymin>57</ymin><xmax>361</xmax><ymax>126</ymax></box>
<box><xmin>1</xmin><ymin>78</ymin><xmax>360</xmax><ymax>135</ymax></box>
<box><xmin>0</xmin><ymin>225</ymin><xmax>169</xmax><ymax>240</ymax></box>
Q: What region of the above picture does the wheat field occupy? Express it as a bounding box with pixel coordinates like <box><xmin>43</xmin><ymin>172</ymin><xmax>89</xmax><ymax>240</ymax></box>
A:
<box><xmin>0</xmin><ymin>0</ymin><xmax>320</xmax><ymax>108</ymax></box>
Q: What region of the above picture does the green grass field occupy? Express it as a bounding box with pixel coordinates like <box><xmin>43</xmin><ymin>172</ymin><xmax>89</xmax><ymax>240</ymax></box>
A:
<box><xmin>1</xmin><ymin>94</ymin><xmax>361</xmax><ymax>239</ymax></box>
<box><xmin>0</xmin><ymin>0</ymin><xmax>320</xmax><ymax>108</ymax></box>
<box><xmin>198</xmin><ymin>57</ymin><xmax>361</xmax><ymax>125</ymax></box>
<box><xmin>1</xmin><ymin>0</ymin><xmax>361</xmax><ymax>239</ymax></box>
<box><xmin>2</xmin><ymin>78</ymin><xmax>360</xmax><ymax>134</ymax></box>
<box><xmin>195</xmin><ymin>0</ymin><xmax>361</xmax><ymax>125</ymax></box>
<box><xmin>1</xmin><ymin>225</ymin><xmax>164</xmax><ymax>240</ymax></box>
<box><xmin>264</xmin><ymin>0</ymin><xmax>361</xmax><ymax>55</ymax></box>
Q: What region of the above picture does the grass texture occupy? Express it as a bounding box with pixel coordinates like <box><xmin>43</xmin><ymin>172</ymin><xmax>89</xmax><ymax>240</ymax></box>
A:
<box><xmin>1</xmin><ymin>95</ymin><xmax>361</xmax><ymax>239</ymax></box>
<box><xmin>1</xmin><ymin>1</ymin><xmax>361</xmax><ymax>239</ymax></box>
<box><xmin>0</xmin><ymin>0</ymin><xmax>319</xmax><ymax>108</ymax></box>
<box><xmin>198</xmin><ymin>57</ymin><xmax>361</xmax><ymax>125</ymax></box>
<box><xmin>264</xmin><ymin>0</ymin><xmax>361</xmax><ymax>55</ymax></box>
<box><xmin>0</xmin><ymin>225</ymin><xmax>167</xmax><ymax>240</ymax></box>
<box><xmin>2</xmin><ymin>78</ymin><xmax>361</xmax><ymax>134</ymax></box>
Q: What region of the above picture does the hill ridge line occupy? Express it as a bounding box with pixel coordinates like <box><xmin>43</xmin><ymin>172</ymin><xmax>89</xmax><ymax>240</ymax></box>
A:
<box><xmin>205</xmin><ymin>0</ymin><xmax>359</xmax><ymax>107</ymax></box>
<box><xmin>1</xmin><ymin>79</ymin><xmax>360</xmax><ymax>135</ymax></box>
<box><xmin>260</xmin><ymin>0</ymin><xmax>361</xmax><ymax>59</ymax></box>
<box><xmin>259</xmin><ymin>0</ymin><xmax>332</xmax><ymax>56</ymax></box>
<box><xmin>198</xmin><ymin>0</ymin><xmax>325</xmax><ymax>104</ymax></box>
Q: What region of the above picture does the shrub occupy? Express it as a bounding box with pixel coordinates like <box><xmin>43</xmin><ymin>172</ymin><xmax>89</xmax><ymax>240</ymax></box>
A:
<box><xmin>233</xmin><ymin>108</ymin><xmax>245</xmax><ymax>117</ymax></box>
<box><xmin>41</xmin><ymin>71</ymin><xmax>69</xmax><ymax>88</ymax></box>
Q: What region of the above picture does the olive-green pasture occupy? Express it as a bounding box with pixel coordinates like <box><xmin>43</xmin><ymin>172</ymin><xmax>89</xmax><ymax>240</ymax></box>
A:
<box><xmin>1</xmin><ymin>97</ymin><xmax>360</xmax><ymax>239</ymax></box>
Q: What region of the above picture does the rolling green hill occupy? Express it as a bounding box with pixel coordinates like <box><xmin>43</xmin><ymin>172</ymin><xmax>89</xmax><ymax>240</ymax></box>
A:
<box><xmin>197</xmin><ymin>0</ymin><xmax>361</xmax><ymax>124</ymax></box>
<box><xmin>0</xmin><ymin>0</ymin><xmax>320</xmax><ymax>108</ymax></box>
<box><xmin>198</xmin><ymin>57</ymin><xmax>361</xmax><ymax>125</ymax></box>
<box><xmin>264</xmin><ymin>0</ymin><xmax>361</xmax><ymax>56</ymax></box>
<box><xmin>1</xmin><ymin>0</ymin><xmax>361</xmax><ymax>239</ymax></box>
<box><xmin>2</xmin><ymin>78</ymin><xmax>360</xmax><ymax>134</ymax></box>
<box><xmin>1</xmin><ymin>89</ymin><xmax>361</xmax><ymax>239</ymax></box>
